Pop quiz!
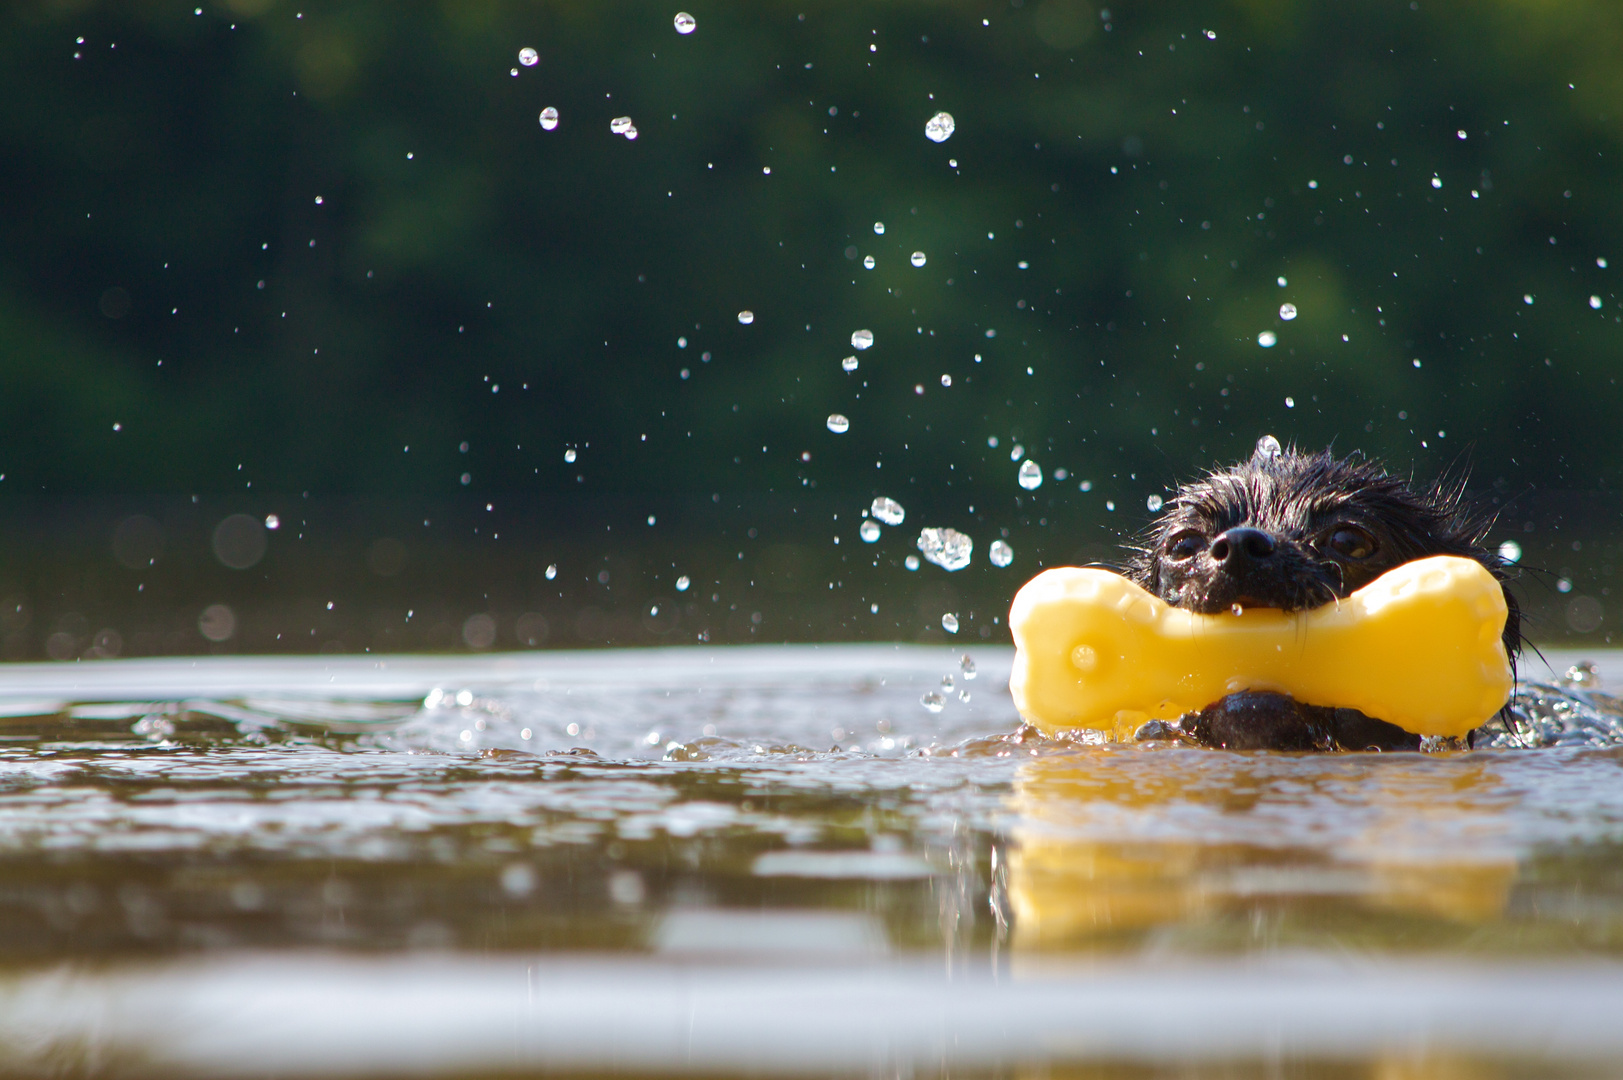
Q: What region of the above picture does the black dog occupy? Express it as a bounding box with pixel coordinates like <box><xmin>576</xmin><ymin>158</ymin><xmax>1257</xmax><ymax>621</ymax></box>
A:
<box><xmin>1125</xmin><ymin>436</ymin><xmax>1520</xmax><ymax>751</ymax></box>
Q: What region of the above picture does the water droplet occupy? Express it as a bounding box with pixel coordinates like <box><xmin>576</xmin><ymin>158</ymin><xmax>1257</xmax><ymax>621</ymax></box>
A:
<box><xmin>917</xmin><ymin>527</ymin><xmax>973</xmax><ymax>571</ymax></box>
<box><xmin>1457</xmin><ymin>129</ymin><xmax>1467</xmax><ymax>139</ymax></box>
<box><xmin>925</xmin><ymin>111</ymin><xmax>956</xmax><ymax>142</ymax></box>
<box><xmin>624</xmin><ymin>126</ymin><xmax>638</xmax><ymax>140</ymax></box>
<box><xmin>545</xmin><ymin>564</ymin><xmax>558</xmax><ymax>580</ymax></box>
<box><xmin>842</xmin><ymin>356</ymin><xmax>859</xmax><ymax>372</ymax></box>
<box><xmin>1079</xmin><ymin>480</ymin><xmax>1092</xmax><ymax>492</ymax></box>
<box><xmin>826</xmin><ymin>413</ymin><xmax>850</xmax><ymax>433</ymax></box>
<box><xmin>910</xmin><ymin>251</ymin><xmax>927</xmax><ymax>267</ymax></box>
<box><xmin>610</xmin><ymin>116</ymin><xmax>634</xmax><ymax>134</ymax></box>
<box><xmin>1279</xmin><ymin>303</ymin><xmax>1297</xmax><ymax>320</ymax></box>
<box><xmin>1558</xmin><ymin>578</ymin><xmax>1573</xmax><ymax>594</ymax></box>
<box><xmin>958</xmin><ymin>689</ymin><xmax>972</xmax><ymax>702</ymax></box>
<box><xmin>676</xmin><ymin>575</ymin><xmax>691</xmax><ymax>591</ymax></box>
<box><xmin>870</xmin><ymin>497</ymin><xmax>905</xmax><ymax>526</ymax></box>
<box><xmin>1277</xmin><ymin>276</ymin><xmax>1288</xmax><ymax>286</ymax></box>
<box><xmin>1498</xmin><ymin>540</ymin><xmax>1522</xmax><ymax>564</ymax></box>
<box><xmin>264</xmin><ymin>514</ymin><xmax>280</xmax><ymax>530</ymax></box>
<box><xmin>941</xmin><ymin>674</ymin><xmax>954</xmax><ymax>689</ymax></box>
<box><xmin>1524</xmin><ymin>294</ymin><xmax>1535</xmax><ymax>305</ymax></box>
<box><xmin>988</xmin><ymin>540</ymin><xmax>1013</xmax><ymax>567</ymax></box>
<box><xmin>1258</xmin><ymin>331</ymin><xmax>1278</xmax><ymax>348</ymax></box>
<box><xmin>859</xmin><ymin>520</ymin><xmax>881</xmax><ymax>542</ymax></box>
<box><xmin>851</xmin><ymin>329</ymin><xmax>874</xmax><ymax>350</ymax></box>
<box><xmin>1231</xmin><ymin>603</ymin><xmax>1244</xmax><ymax>616</ymax></box>
<box><xmin>518</xmin><ymin>47</ymin><xmax>539</xmax><ymax>66</ymax></box>
<box><xmin>905</xmin><ymin>555</ymin><xmax>920</xmax><ymax>570</ymax></box>
<box><xmin>673</xmin><ymin>11</ymin><xmax>696</xmax><ymax>34</ymax></box>
<box><xmin>1146</xmin><ymin>494</ymin><xmax>1163</xmax><ymax>512</ymax></box>
<box><xmin>737</xmin><ymin>310</ymin><xmax>755</xmax><ymax>324</ymax></box>
<box><xmin>1254</xmin><ymin>435</ymin><xmax>1282</xmax><ymax>460</ymax></box>
<box><xmin>942</xmin><ymin>613</ymin><xmax>959</xmax><ymax>633</ymax></box>
<box><xmin>1285</xmin><ymin>396</ymin><xmax>1295</xmax><ymax>408</ymax></box>
<box><xmin>863</xmin><ymin>255</ymin><xmax>875</xmax><ymax>269</ymax></box>
<box><xmin>960</xmin><ymin>655</ymin><xmax>977</xmax><ymax>679</ymax></box>
<box><xmin>940</xmin><ymin>374</ymin><xmax>952</xmax><ymax>387</ymax></box>
<box><xmin>1591</xmin><ymin>295</ymin><xmax>1604</xmax><ymax>310</ymax></box>
<box><xmin>539</xmin><ymin>107</ymin><xmax>559</xmax><ymax>130</ymax></box>
<box><xmin>873</xmin><ymin>222</ymin><xmax>885</xmax><ymax>235</ymax></box>
<box><xmin>1599</xmin><ymin>257</ymin><xmax>1609</xmax><ymax>269</ymax></box>
<box><xmin>564</xmin><ymin>449</ymin><xmax>577</xmax><ymax>463</ymax></box>
<box><xmin>1010</xmin><ymin>444</ymin><xmax>1024</xmax><ymax>461</ymax></box>
<box><xmin>1431</xmin><ymin>176</ymin><xmax>1443</xmax><ymax>188</ymax></box>
<box><xmin>1205</xmin><ymin>29</ymin><xmax>1217</xmax><ymax>38</ymax></box>
<box><xmin>920</xmin><ymin>691</ymin><xmax>946</xmax><ymax>713</ymax></box>
<box><xmin>1017</xmin><ymin>460</ymin><xmax>1043</xmax><ymax>490</ymax></box>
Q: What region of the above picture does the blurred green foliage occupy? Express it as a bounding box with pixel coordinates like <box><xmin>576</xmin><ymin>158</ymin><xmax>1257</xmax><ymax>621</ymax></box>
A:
<box><xmin>0</xmin><ymin>0</ymin><xmax>1621</xmax><ymax>653</ymax></box>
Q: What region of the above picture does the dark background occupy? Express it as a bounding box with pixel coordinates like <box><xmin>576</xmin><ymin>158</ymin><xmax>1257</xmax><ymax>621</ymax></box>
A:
<box><xmin>1</xmin><ymin>0</ymin><xmax>1619</xmax><ymax>658</ymax></box>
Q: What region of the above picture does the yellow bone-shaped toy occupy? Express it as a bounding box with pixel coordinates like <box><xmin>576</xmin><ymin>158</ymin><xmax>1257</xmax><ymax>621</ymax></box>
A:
<box><xmin>1008</xmin><ymin>555</ymin><xmax>1511</xmax><ymax>740</ymax></box>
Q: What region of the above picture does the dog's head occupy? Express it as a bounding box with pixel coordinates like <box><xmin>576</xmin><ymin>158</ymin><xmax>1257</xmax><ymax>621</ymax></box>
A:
<box><xmin>1128</xmin><ymin>438</ymin><xmax>1517</xmax><ymax>636</ymax></box>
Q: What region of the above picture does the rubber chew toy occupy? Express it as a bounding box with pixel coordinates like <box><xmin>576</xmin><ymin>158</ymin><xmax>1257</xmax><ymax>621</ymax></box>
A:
<box><xmin>1009</xmin><ymin>555</ymin><xmax>1511</xmax><ymax>740</ymax></box>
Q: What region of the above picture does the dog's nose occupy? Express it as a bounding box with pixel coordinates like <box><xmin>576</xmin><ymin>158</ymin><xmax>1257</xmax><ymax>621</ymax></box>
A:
<box><xmin>1210</xmin><ymin>527</ymin><xmax>1276</xmax><ymax>567</ymax></box>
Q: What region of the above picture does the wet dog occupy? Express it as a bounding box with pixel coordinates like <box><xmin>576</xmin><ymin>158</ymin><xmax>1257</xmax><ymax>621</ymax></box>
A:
<box><xmin>1125</xmin><ymin>436</ymin><xmax>1520</xmax><ymax>751</ymax></box>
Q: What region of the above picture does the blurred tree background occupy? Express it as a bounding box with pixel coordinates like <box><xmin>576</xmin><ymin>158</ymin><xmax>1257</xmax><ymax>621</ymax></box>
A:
<box><xmin>0</xmin><ymin>0</ymin><xmax>1620</xmax><ymax>658</ymax></box>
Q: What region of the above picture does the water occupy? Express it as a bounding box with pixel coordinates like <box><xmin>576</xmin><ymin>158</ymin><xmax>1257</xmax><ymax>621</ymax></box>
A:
<box><xmin>1280</xmin><ymin>302</ymin><xmax>1298</xmax><ymax>320</ymax></box>
<box><xmin>1017</xmin><ymin>460</ymin><xmax>1043</xmax><ymax>490</ymax></box>
<box><xmin>610</xmin><ymin>116</ymin><xmax>634</xmax><ymax>134</ymax></box>
<box><xmin>863</xmin><ymin>255</ymin><xmax>875</xmax><ymax>269</ymax></box>
<box><xmin>826</xmin><ymin>413</ymin><xmax>849</xmax><ymax>434</ymax></box>
<box><xmin>925</xmin><ymin>111</ymin><xmax>956</xmax><ymax>142</ymax></box>
<box><xmin>2</xmin><ymin>647</ymin><xmax>1623</xmax><ymax>1076</ymax></box>
<box><xmin>988</xmin><ymin>539</ymin><xmax>1014</xmax><ymax>567</ymax></box>
<box><xmin>851</xmin><ymin>328</ymin><xmax>873</xmax><ymax>350</ymax></box>
<box><xmin>859</xmin><ymin>520</ymin><xmax>881</xmax><ymax>543</ymax></box>
<box><xmin>841</xmin><ymin>355</ymin><xmax>859</xmax><ymax>371</ymax></box>
<box><xmin>518</xmin><ymin>47</ymin><xmax>539</xmax><ymax>66</ymax></box>
<box><xmin>736</xmin><ymin>309</ymin><xmax>754</xmax><ymax>325</ymax></box>
<box><xmin>870</xmin><ymin>496</ymin><xmax>905</xmax><ymax>526</ymax></box>
<box><xmin>917</xmin><ymin>526</ymin><xmax>973</xmax><ymax>571</ymax></box>
<box><xmin>672</xmin><ymin>11</ymin><xmax>696</xmax><ymax>34</ymax></box>
<box><xmin>911</xmin><ymin>251</ymin><xmax>927</xmax><ymax>267</ymax></box>
<box><xmin>539</xmin><ymin>106</ymin><xmax>559</xmax><ymax>130</ymax></box>
<box><xmin>1259</xmin><ymin>330</ymin><xmax>1279</xmax><ymax>347</ymax></box>
<box><xmin>941</xmin><ymin>613</ymin><xmax>959</xmax><ymax>633</ymax></box>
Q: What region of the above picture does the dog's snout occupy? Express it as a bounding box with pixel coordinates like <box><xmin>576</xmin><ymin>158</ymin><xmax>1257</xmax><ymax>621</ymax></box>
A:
<box><xmin>1210</xmin><ymin>527</ymin><xmax>1276</xmax><ymax>567</ymax></box>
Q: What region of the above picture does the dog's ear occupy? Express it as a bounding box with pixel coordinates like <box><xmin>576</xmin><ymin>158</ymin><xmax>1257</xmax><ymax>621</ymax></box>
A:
<box><xmin>1251</xmin><ymin>434</ymin><xmax>1283</xmax><ymax>464</ymax></box>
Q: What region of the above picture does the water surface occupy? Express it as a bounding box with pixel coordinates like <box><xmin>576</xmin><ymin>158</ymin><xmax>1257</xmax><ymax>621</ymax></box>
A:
<box><xmin>2</xmin><ymin>645</ymin><xmax>1622</xmax><ymax>1077</ymax></box>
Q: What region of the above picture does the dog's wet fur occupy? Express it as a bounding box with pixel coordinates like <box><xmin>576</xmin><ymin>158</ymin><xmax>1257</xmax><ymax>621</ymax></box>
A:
<box><xmin>1124</xmin><ymin>437</ymin><xmax>1520</xmax><ymax>751</ymax></box>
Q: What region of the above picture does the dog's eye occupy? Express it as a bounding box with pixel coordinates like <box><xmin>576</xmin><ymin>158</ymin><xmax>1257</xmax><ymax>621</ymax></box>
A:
<box><xmin>1165</xmin><ymin>532</ymin><xmax>1206</xmax><ymax>560</ymax></box>
<box><xmin>1327</xmin><ymin>527</ymin><xmax>1376</xmax><ymax>560</ymax></box>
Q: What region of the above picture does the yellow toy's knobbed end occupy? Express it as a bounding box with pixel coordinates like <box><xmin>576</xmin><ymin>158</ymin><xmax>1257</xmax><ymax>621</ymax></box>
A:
<box><xmin>1009</xmin><ymin>556</ymin><xmax>1512</xmax><ymax>740</ymax></box>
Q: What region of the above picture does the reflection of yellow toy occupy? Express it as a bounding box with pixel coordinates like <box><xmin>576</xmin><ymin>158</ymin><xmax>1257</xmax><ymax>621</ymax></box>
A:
<box><xmin>1009</xmin><ymin>555</ymin><xmax>1511</xmax><ymax>740</ymax></box>
<box><xmin>1007</xmin><ymin>754</ymin><xmax>1517</xmax><ymax>952</ymax></box>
